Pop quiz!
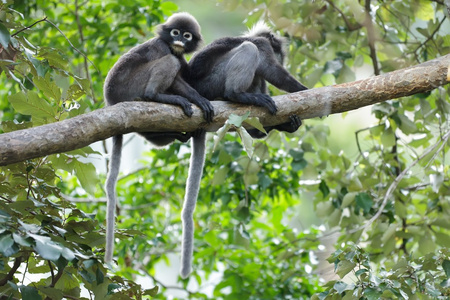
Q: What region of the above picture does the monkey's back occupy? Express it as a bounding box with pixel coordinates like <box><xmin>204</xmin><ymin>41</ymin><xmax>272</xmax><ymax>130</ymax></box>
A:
<box><xmin>188</xmin><ymin>36</ymin><xmax>273</xmax><ymax>99</ymax></box>
<box><xmin>103</xmin><ymin>38</ymin><xmax>173</xmax><ymax>106</ymax></box>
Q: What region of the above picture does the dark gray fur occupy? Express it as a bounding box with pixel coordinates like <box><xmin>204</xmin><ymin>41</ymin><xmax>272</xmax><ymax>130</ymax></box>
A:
<box><xmin>103</xmin><ymin>12</ymin><xmax>213</xmax><ymax>264</ymax></box>
<box><xmin>187</xmin><ymin>22</ymin><xmax>307</xmax><ymax>138</ymax></box>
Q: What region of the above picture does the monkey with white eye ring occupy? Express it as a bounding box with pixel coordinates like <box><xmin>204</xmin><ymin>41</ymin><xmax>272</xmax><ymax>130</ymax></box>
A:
<box><xmin>103</xmin><ymin>12</ymin><xmax>213</xmax><ymax>265</ymax></box>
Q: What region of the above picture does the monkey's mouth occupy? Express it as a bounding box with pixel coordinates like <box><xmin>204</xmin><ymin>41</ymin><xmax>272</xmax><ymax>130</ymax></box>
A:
<box><xmin>171</xmin><ymin>41</ymin><xmax>185</xmax><ymax>54</ymax></box>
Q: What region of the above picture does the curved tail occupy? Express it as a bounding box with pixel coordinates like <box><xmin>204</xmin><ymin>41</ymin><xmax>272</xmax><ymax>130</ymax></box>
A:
<box><xmin>105</xmin><ymin>134</ymin><xmax>123</xmax><ymax>262</ymax></box>
<box><xmin>180</xmin><ymin>132</ymin><xmax>206</xmax><ymax>278</ymax></box>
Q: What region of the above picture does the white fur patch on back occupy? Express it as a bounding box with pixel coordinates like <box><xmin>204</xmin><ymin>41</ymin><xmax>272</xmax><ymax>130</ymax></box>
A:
<box><xmin>243</xmin><ymin>21</ymin><xmax>271</xmax><ymax>37</ymax></box>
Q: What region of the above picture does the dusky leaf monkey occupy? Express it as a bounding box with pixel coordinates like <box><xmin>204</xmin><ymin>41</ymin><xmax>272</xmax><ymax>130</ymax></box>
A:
<box><xmin>178</xmin><ymin>22</ymin><xmax>308</xmax><ymax>277</ymax></box>
<box><xmin>187</xmin><ymin>21</ymin><xmax>307</xmax><ymax>138</ymax></box>
<box><xmin>103</xmin><ymin>13</ymin><xmax>213</xmax><ymax>274</ymax></box>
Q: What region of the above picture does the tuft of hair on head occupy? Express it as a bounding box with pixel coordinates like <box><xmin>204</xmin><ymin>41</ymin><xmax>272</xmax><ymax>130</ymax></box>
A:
<box><xmin>243</xmin><ymin>21</ymin><xmax>272</xmax><ymax>37</ymax></box>
<box><xmin>157</xmin><ymin>12</ymin><xmax>202</xmax><ymax>40</ymax></box>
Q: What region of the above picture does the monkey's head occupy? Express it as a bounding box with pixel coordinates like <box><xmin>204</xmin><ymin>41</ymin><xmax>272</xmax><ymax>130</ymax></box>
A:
<box><xmin>245</xmin><ymin>21</ymin><xmax>287</xmax><ymax>64</ymax></box>
<box><xmin>157</xmin><ymin>12</ymin><xmax>202</xmax><ymax>56</ymax></box>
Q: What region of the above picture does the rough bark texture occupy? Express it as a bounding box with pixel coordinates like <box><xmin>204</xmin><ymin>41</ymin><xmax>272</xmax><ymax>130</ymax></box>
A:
<box><xmin>0</xmin><ymin>54</ymin><xmax>449</xmax><ymax>166</ymax></box>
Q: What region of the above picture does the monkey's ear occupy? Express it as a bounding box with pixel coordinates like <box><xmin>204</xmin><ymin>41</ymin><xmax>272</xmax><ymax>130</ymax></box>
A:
<box><xmin>155</xmin><ymin>24</ymin><xmax>167</xmax><ymax>36</ymax></box>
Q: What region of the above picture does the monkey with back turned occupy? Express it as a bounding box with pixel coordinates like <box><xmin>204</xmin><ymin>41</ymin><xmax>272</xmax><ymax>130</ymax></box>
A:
<box><xmin>187</xmin><ymin>21</ymin><xmax>307</xmax><ymax>138</ymax></box>
<box><xmin>103</xmin><ymin>12</ymin><xmax>213</xmax><ymax>269</ymax></box>
<box><xmin>178</xmin><ymin>22</ymin><xmax>309</xmax><ymax>278</ymax></box>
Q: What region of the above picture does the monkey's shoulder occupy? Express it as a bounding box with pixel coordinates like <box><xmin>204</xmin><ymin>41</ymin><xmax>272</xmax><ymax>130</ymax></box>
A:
<box><xmin>127</xmin><ymin>38</ymin><xmax>172</xmax><ymax>61</ymax></box>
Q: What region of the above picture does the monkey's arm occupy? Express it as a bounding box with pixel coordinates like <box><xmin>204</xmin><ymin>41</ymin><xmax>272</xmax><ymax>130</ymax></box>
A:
<box><xmin>263</xmin><ymin>63</ymin><xmax>308</xmax><ymax>93</ymax></box>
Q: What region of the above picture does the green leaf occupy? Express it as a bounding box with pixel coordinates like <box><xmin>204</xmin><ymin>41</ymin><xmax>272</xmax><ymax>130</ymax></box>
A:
<box><xmin>319</xmin><ymin>180</ymin><xmax>330</xmax><ymax>197</ymax></box>
<box><xmin>253</xmin><ymin>143</ymin><xmax>270</xmax><ymax>160</ymax></box>
<box><xmin>336</xmin><ymin>65</ymin><xmax>355</xmax><ymax>84</ymax></box>
<box><xmin>38</xmin><ymin>286</ymin><xmax>63</xmax><ymax>300</ymax></box>
<box><xmin>243</xmin><ymin>117</ymin><xmax>266</xmax><ymax>134</ymax></box>
<box><xmin>143</xmin><ymin>286</ymin><xmax>159</xmax><ymax>296</ymax></box>
<box><xmin>0</xmin><ymin>23</ymin><xmax>11</xmax><ymax>48</ymax></box>
<box><xmin>381</xmin><ymin>128</ymin><xmax>395</xmax><ymax>148</ymax></box>
<box><xmin>73</xmin><ymin>161</ymin><xmax>99</xmax><ymax>195</ymax></box>
<box><xmin>107</xmin><ymin>283</ymin><xmax>121</xmax><ymax>295</ymax></box>
<box><xmin>417</xmin><ymin>1</ymin><xmax>434</xmax><ymax>20</ymax></box>
<box><xmin>229</xmin><ymin>112</ymin><xmax>250</xmax><ymax>127</ymax></box>
<box><xmin>13</xmin><ymin>233</ymin><xmax>32</xmax><ymax>247</ymax></box>
<box><xmin>355</xmin><ymin>193</ymin><xmax>373</xmax><ymax>214</ymax></box>
<box><xmin>20</xmin><ymin>286</ymin><xmax>42</xmax><ymax>300</ymax></box>
<box><xmin>442</xmin><ymin>260</ymin><xmax>450</xmax><ymax>278</ymax></box>
<box><xmin>435</xmin><ymin>232</ymin><xmax>450</xmax><ymax>248</ymax></box>
<box><xmin>213</xmin><ymin>122</ymin><xmax>232</xmax><ymax>152</ymax></box>
<box><xmin>333</xmin><ymin>281</ymin><xmax>351</xmax><ymax>294</ymax></box>
<box><xmin>9</xmin><ymin>91</ymin><xmax>56</xmax><ymax>120</ymax></box>
<box><xmin>30</xmin><ymin>234</ymin><xmax>62</xmax><ymax>261</ymax></box>
<box><xmin>212</xmin><ymin>166</ymin><xmax>228</xmax><ymax>186</ymax></box>
<box><xmin>0</xmin><ymin>233</ymin><xmax>18</xmax><ymax>256</ymax></box>
<box><xmin>342</xmin><ymin>192</ymin><xmax>356</xmax><ymax>208</ymax></box>
<box><xmin>364</xmin><ymin>287</ymin><xmax>382</xmax><ymax>300</ymax></box>
<box><xmin>236</xmin><ymin>127</ymin><xmax>254</xmax><ymax>158</ymax></box>
<box><xmin>336</xmin><ymin>260</ymin><xmax>356</xmax><ymax>278</ymax></box>
<box><xmin>397</xmin><ymin>114</ymin><xmax>417</xmax><ymax>134</ymax></box>
<box><xmin>381</xmin><ymin>224</ymin><xmax>397</xmax><ymax>244</ymax></box>
<box><xmin>66</xmin><ymin>84</ymin><xmax>85</xmax><ymax>101</ymax></box>
<box><xmin>39</xmin><ymin>48</ymin><xmax>68</xmax><ymax>69</ymax></box>
<box><xmin>34</xmin><ymin>74</ymin><xmax>62</xmax><ymax>101</ymax></box>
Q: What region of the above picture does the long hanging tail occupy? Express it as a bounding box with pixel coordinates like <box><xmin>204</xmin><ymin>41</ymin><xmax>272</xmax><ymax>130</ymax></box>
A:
<box><xmin>105</xmin><ymin>134</ymin><xmax>123</xmax><ymax>262</ymax></box>
<box><xmin>180</xmin><ymin>132</ymin><xmax>206</xmax><ymax>278</ymax></box>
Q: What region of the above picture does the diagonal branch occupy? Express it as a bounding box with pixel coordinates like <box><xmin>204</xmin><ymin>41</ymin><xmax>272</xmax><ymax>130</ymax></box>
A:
<box><xmin>0</xmin><ymin>54</ymin><xmax>449</xmax><ymax>166</ymax></box>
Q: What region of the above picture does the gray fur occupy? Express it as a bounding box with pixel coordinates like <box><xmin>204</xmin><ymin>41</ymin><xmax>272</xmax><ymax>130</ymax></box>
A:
<box><xmin>105</xmin><ymin>135</ymin><xmax>122</xmax><ymax>262</ymax></box>
<box><xmin>180</xmin><ymin>131</ymin><xmax>206</xmax><ymax>278</ymax></box>
<box><xmin>103</xmin><ymin>12</ymin><xmax>213</xmax><ymax>264</ymax></box>
<box><xmin>188</xmin><ymin>23</ymin><xmax>307</xmax><ymax>137</ymax></box>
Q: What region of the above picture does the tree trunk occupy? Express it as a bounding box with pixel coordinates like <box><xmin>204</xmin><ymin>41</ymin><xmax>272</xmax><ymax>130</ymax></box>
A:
<box><xmin>0</xmin><ymin>54</ymin><xmax>449</xmax><ymax>166</ymax></box>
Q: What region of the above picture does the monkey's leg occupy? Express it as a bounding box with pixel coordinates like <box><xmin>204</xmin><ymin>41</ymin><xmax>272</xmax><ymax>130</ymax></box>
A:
<box><xmin>143</xmin><ymin>55</ymin><xmax>193</xmax><ymax>117</ymax></box>
<box><xmin>138</xmin><ymin>131</ymin><xmax>195</xmax><ymax>146</ymax></box>
<box><xmin>247</xmin><ymin>115</ymin><xmax>303</xmax><ymax>139</ymax></box>
<box><xmin>223</xmin><ymin>42</ymin><xmax>277</xmax><ymax>114</ymax></box>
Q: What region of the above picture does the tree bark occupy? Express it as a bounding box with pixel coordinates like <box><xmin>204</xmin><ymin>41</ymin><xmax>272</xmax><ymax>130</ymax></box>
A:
<box><xmin>0</xmin><ymin>54</ymin><xmax>449</xmax><ymax>166</ymax></box>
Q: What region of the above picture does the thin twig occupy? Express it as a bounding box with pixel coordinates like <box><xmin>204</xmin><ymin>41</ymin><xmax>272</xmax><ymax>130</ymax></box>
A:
<box><xmin>44</xmin><ymin>19</ymin><xmax>99</xmax><ymax>75</ymax></box>
<box><xmin>364</xmin><ymin>0</ymin><xmax>380</xmax><ymax>75</ymax></box>
<box><xmin>350</xmin><ymin>130</ymin><xmax>450</xmax><ymax>234</ymax></box>
<box><xmin>74</xmin><ymin>0</ymin><xmax>97</xmax><ymax>102</ymax></box>
<box><xmin>11</xmin><ymin>17</ymin><xmax>48</xmax><ymax>37</ymax></box>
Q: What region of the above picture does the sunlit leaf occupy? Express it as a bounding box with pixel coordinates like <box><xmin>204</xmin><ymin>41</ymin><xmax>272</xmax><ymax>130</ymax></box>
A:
<box><xmin>336</xmin><ymin>260</ymin><xmax>356</xmax><ymax>278</ymax></box>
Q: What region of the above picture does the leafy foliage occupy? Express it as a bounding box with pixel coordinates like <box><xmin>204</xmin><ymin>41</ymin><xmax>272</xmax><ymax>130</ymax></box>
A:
<box><xmin>0</xmin><ymin>0</ymin><xmax>449</xmax><ymax>299</ymax></box>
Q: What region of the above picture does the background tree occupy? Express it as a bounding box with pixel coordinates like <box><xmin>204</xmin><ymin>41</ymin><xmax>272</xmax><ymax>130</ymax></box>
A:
<box><xmin>0</xmin><ymin>0</ymin><xmax>449</xmax><ymax>299</ymax></box>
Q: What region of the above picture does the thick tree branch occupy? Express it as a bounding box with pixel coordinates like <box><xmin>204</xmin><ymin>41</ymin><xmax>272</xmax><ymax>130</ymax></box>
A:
<box><xmin>0</xmin><ymin>54</ymin><xmax>449</xmax><ymax>166</ymax></box>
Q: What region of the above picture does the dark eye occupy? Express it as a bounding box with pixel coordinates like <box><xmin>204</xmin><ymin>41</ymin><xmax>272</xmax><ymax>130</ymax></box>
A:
<box><xmin>183</xmin><ymin>32</ymin><xmax>192</xmax><ymax>41</ymax></box>
<box><xmin>170</xmin><ymin>29</ymin><xmax>180</xmax><ymax>36</ymax></box>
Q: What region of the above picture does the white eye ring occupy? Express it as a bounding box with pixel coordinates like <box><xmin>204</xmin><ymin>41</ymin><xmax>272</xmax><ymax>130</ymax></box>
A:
<box><xmin>183</xmin><ymin>32</ymin><xmax>192</xmax><ymax>41</ymax></box>
<box><xmin>170</xmin><ymin>29</ymin><xmax>180</xmax><ymax>36</ymax></box>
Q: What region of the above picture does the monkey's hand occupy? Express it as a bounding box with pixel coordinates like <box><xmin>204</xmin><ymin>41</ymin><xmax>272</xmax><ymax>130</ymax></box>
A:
<box><xmin>141</xmin><ymin>95</ymin><xmax>194</xmax><ymax>117</ymax></box>
<box><xmin>190</xmin><ymin>96</ymin><xmax>214</xmax><ymax>123</ymax></box>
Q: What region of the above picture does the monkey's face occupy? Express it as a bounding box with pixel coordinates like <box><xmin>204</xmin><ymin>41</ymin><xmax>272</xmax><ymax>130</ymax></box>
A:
<box><xmin>157</xmin><ymin>14</ymin><xmax>202</xmax><ymax>55</ymax></box>
<box><xmin>168</xmin><ymin>28</ymin><xmax>196</xmax><ymax>55</ymax></box>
